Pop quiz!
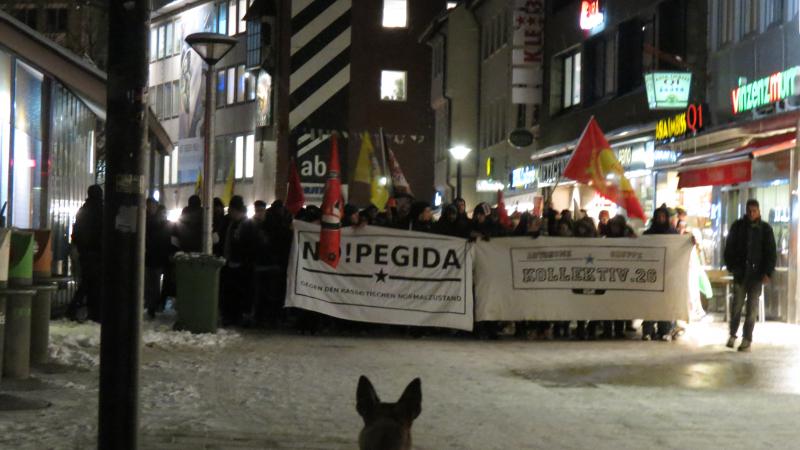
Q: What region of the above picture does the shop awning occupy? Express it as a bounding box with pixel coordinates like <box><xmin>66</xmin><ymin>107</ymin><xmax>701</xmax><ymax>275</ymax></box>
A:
<box><xmin>678</xmin><ymin>159</ymin><xmax>752</xmax><ymax>189</ymax></box>
<box><xmin>743</xmin><ymin>132</ymin><xmax>796</xmax><ymax>158</ymax></box>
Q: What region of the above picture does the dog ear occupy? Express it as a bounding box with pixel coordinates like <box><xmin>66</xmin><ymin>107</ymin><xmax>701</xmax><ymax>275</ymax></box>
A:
<box><xmin>397</xmin><ymin>378</ymin><xmax>422</xmax><ymax>422</ymax></box>
<box><xmin>357</xmin><ymin>375</ymin><xmax>380</xmax><ymax>419</ymax></box>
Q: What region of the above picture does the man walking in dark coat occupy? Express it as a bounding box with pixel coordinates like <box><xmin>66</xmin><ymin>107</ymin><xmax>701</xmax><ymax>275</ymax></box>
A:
<box><xmin>724</xmin><ymin>199</ymin><xmax>777</xmax><ymax>352</ymax></box>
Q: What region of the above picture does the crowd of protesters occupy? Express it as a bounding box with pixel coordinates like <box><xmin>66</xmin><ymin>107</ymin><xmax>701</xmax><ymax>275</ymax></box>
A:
<box><xmin>66</xmin><ymin>185</ymin><xmax>734</xmax><ymax>343</ymax></box>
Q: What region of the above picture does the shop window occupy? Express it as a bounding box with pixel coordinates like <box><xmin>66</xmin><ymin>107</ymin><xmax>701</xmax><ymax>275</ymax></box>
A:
<box><xmin>383</xmin><ymin>0</ymin><xmax>408</xmax><ymax>28</ymax></box>
<box><xmin>562</xmin><ymin>51</ymin><xmax>581</xmax><ymax>109</ymax></box>
<box><xmin>380</xmin><ymin>70</ymin><xmax>407</xmax><ymax>101</ymax></box>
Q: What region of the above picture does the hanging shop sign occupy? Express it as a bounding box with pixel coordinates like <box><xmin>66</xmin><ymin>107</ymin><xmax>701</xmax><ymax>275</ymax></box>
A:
<box><xmin>644</xmin><ymin>72</ymin><xmax>692</xmax><ymax>110</ymax></box>
<box><xmin>511</xmin><ymin>0</ymin><xmax>545</xmax><ymax>110</ymax></box>
<box><xmin>579</xmin><ymin>0</ymin><xmax>604</xmax><ymax>31</ymax></box>
<box><xmin>655</xmin><ymin>103</ymin><xmax>705</xmax><ymax>141</ymax></box>
<box><xmin>511</xmin><ymin>165</ymin><xmax>537</xmax><ymax>188</ymax></box>
<box><xmin>508</xmin><ymin>128</ymin><xmax>535</xmax><ymax>148</ymax></box>
<box><xmin>731</xmin><ymin>66</ymin><xmax>800</xmax><ymax>114</ymax></box>
<box><xmin>256</xmin><ymin>70</ymin><xmax>272</xmax><ymax>127</ymax></box>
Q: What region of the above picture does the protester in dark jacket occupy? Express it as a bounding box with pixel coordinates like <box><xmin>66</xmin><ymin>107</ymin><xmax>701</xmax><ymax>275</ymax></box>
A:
<box><xmin>410</xmin><ymin>201</ymin><xmax>434</xmax><ymax>233</ymax></box>
<box><xmin>513</xmin><ymin>212</ymin><xmax>542</xmax><ymax>238</ymax></box>
<box><xmin>641</xmin><ymin>204</ymin><xmax>679</xmax><ymax>340</ymax></box>
<box><xmin>67</xmin><ymin>184</ymin><xmax>104</xmax><ymax>322</ymax></box>
<box><xmin>597</xmin><ymin>210</ymin><xmax>610</xmax><ymax>236</ymax></box>
<box><xmin>212</xmin><ymin>197</ymin><xmax>226</xmax><ymax>256</ymax></box>
<box><xmin>572</xmin><ymin>216</ymin><xmax>598</xmax><ymax>340</ymax></box>
<box><xmin>435</xmin><ymin>205</ymin><xmax>468</xmax><ymax>237</ymax></box>
<box><xmin>219</xmin><ymin>196</ymin><xmax>249</xmax><ymax>326</ymax></box>
<box><xmin>602</xmin><ymin>215</ymin><xmax>636</xmax><ymax>339</ymax></box>
<box><xmin>145</xmin><ymin>198</ymin><xmax>171</xmax><ymax>318</ymax></box>
<box><xmin>343</xmin><ymin>204</ymin><xmax>361</xmax><ymax>227</ymax></box>
<box><xmin>723</xmin><ymin>199</ymin><xmax>777</xmax><ymax>351</ymax></box>
<box><xmin>177</xmin><ymin>195</ymin><xmax>203</xmax><ymax>252</ymax></box>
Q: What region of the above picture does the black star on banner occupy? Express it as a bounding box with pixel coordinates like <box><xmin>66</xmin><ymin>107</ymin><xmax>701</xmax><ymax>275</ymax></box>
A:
<box><xmin>375</xmin><ymin>269</ymin><xmax>388</xmax><ymax>283</ymax></box>
<box><xmin>585</xmin><ymin>255</ymin><xmax>595</xmax><ymax>264</ymax></box>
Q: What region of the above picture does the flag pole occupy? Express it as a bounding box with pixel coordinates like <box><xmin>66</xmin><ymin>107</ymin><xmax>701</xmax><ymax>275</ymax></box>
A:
<box><xmin>378</xmin><ymin>127</ymin><xmax>393</xmax><ymax>195</ymax></box>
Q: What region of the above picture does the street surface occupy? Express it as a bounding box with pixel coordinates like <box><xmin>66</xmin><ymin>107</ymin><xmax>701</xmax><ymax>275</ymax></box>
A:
<box><xmin>2</xmin><ymin>318</ymin><xmax>800</xmax><ymax>449</ymax></box>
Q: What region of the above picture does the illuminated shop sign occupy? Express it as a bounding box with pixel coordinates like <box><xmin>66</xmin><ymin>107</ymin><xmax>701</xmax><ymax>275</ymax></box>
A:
<box><xmin>511</xmin><ymin>156</ymin><xmax>569</xmax><ymax>188</ymax></box>
<box><xmin>644</xmin><ymin>72</ymin><xmax>692</xmax><ymax>109</ymax></box>
<box><xmin>579</xmin><ymin>0</ymin><xmax>603</xmax><ymax>30</ymax></box>
<box><xmin>476</xmin><ymin>179</ymin><xmax>506</xmax><ymax>192</ymax></box>
<box><xmin>655</xmin><ymin>104</ymin><xmax>705</xmax><ymax>141</ymax></box>
<box><xmin>731</xmin><ymin>66</ymin><xmax>800</xmax><ymax>114</ymax></box>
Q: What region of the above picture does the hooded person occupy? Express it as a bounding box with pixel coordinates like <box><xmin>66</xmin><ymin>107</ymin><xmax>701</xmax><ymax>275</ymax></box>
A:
<box><xmin>67</xmin><ymin>184</ymin><xmax>105</xmax><ymax>322</ymax></box>
<box><xmin>602</xmin><ymin>214</ymin><xmax>636</xmax><ymax>339</ymax></box>
<box><xmin>644</xmin><ymin>204</ymin><xmax>678</xmax><ymax>236</ymax></box>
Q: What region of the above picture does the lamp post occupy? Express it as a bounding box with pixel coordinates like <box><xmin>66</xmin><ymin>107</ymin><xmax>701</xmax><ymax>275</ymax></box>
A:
<box><xmin>449</xmin><ymin>145</ymin><xmax>471</xmax><ymax>200</ymax></box>
<box><xmin>185</xmin><ymin>32</ymin><xmax>237</xmax><ymax>254</ymax></box>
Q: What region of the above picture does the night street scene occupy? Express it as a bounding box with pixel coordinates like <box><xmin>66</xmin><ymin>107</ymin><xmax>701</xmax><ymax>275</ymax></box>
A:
<box><xmin>3</xmin><ymin>0</ymin><xmax>800</xmax><ymax>449</ymax></box>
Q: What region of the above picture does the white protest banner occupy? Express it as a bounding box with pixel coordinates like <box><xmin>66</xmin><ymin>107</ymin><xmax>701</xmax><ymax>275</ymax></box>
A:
<box><xmin>474</xmin><ymin>235</ymin><xmax>694</xmax><ymax>321</ymax></box>
<box><xmin>286</xmin><ymin>221</ymin><xmax>474</xmax><ymax>331</ymax></box>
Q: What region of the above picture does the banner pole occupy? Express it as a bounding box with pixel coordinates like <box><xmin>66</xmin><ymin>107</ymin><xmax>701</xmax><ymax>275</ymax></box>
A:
<box><xmin>379</xmin><ymin>127</ymin><xmax>393</xmax><ymax>196</ymax></box>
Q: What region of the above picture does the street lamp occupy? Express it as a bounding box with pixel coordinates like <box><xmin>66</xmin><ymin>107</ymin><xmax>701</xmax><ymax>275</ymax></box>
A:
<box><xmin>449</xmin><ymin>145</ymin><xmax>471</xmax><ymax>199</ymax></box>
<box><xmin>185</xmin><ymin>32</ymin><xmax>237</xmax><ymax>254</ymax></box>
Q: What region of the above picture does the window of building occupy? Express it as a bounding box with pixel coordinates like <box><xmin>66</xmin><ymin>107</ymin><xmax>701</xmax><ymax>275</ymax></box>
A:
<box><xmin>157</xmin><ymin>25</ymin><xmax>165</xmax><ymax>59</ymax></box>
<box><xmin>173</xmin><ymin>20</ymin><xmax>182</xmax><ymax>54</ymax></box>
<box><xmin>236</xmin><ymin>65</ymin><xmax>246</xmax><ymax>103</ymax></box>
<box><xmin>228</xmin><ymin>0</ymin><xmax>237</xmax><ymax>36</ymax></box>
<box><xmin>789</xmin><ymin>0</ymin><xmax>800</xmax><ymax>19</ymax></box>
<box><xmin>217</xmin><ymin>1</ymin><xmax>228</xmax><ymax>35</ymax></box>
<box><xmin>604</xmin><ymin>33</ymin><xmax>616</xmax><ymax>95</ymax></box>
<box><xmin>383</xmin><ymin>0</ymin><xmax>408</xmax><ymax>28</ymax></box>
<box><xmin>164</xmin><ymin>82</ymin><xmax>173</xmax><ymax>118</ymax></box>
<box><xmin>719</xmin><ymin>0</ymin><xmax>737</xmax><ymax>45</ymax></box>
<box><xmin>12</xmin><ymin>7</ymin><xmax>38</xmax><ymax>29</ymax></box>
<box><xmin>238</xmin><ymin>0</ymin><xmax>248</xmax><ymax>34</ymax></box>
<box><xmin>163</xmin><ymin>155</ymin><xmax>171</xmax><ymax>185</ymax></box>
<box><xmin>217</xmin><ymin>70</ymin><xmax>226</xmax><ymax>107</ymax></box>
<box><xmin>45</xmin><ymin>8</ymin><xmax>68</xmax><ymax>33</ymax></box>
<box><xmin>150</xmin><ymin>28</ymin><xmax>158</xmax><ymax>62</ymax></box>
<box><xmin>562</xmin><ymin>51</ymin><xmax>581</xmax><ymax>109</ymax></box>
<box><xmin>765</xmin><ymin>0</ymin><xmax>784</xmax><ymax>26</ymax></box>
<box><xmin>227</xmin><ymin>67</ymin><xmax>236</xmax><ymax>104</ymax></box>
<box><xmin>246</xmin><ymin>70</ymin><xmax>256</xmax><ymax>101</ymax></box>
<box><xmin>641</xmin><ymin>17</ymin><xmax>656</xmax><ymax>72</ymax></box>
<box><xmin>172</xmin><ymin>147</ymin><xmax>179</xmax><ymax>184</ymax></box>
<box><xmin>155</xmin><ymin>84</ymin><xmax>164</xmax><ymax>119</ymax></box>
<box><xmin>741</xmin><ymin>0</ymin><xmax>759</xmax><ymax>35</ymax></box>
<box><xmin>381</xmin><ymin>70</ymin><xmax>407</xmax><ymax>101</ymax></box>
<box><xmin>245</xmin><ymin>134</ymin><xmax>255</xmax><ymax>178</ymax></box>
<box><xmin>164</xmin><ymin>22</ymin><xmax>174</xmax><ymax>57</ymax></box>
<box><xmin>215</xmin><ymin>133</ymin><xmax>256</xmax><ymax>181</ymax></box>
<box><xmin>173</xmin><ymin>80</ymin><xmax>181</xmax><ymax>116</ymax></box>
<box><xmin>235</xmin><ymin>135</ymin><xmax>244</xmax><ymax>179</ymax></box>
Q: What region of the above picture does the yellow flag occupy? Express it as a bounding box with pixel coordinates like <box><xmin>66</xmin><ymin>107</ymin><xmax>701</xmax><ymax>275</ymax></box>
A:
<box><xmin>194</xmin><ymin>172</ymin><xmax>202</xmax><ymax>196</ymax></box>
<box><xmin>354</xmin><ymin>132</ymin><xmax>373</xmax><ymax>184</ymax></box>
<box><xmin>222</xmin><ymin>164</ymin><xmax>235</xmax><ymax>205</ymax></box>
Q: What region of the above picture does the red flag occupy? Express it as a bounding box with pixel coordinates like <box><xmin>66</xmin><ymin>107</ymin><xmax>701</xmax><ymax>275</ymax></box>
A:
<box><xmin>563</xmin><ymin>117</ymin><xmax>646</xmax><ymax>220</ymax></box>
<box><xmin>496</xmin><ymin>190</ymin><xmax>512</xmax><ymax>229</ymax></box>
<box><xmin>286</xmin><ymin>157</ymin><xmax>305</xmax><ymax>216</ymax></box>
<box><xmin>386</xmin><ymin>148</ymin><xmax>413</xmax><ymax>195</ymax></box>
<box><xmin>319</xmin><ymin>135</ymin><xmax>343</xmax><ymax>268</ymax></box>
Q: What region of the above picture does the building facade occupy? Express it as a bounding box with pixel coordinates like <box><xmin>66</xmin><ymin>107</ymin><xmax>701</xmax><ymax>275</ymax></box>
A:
<box><xmin>281</xmin><ymin>0</ymin><xmax>443</xmax><ymax>207</ymax></box>
<box><xmin>149</xmin><ymin>0</ymin><xmax>274</xmax><ymax>217</ymax></box>
<box><xmin>0</xmin><ymin>0</ymin><xmax>108</xmax><ymax>69</ymax></box>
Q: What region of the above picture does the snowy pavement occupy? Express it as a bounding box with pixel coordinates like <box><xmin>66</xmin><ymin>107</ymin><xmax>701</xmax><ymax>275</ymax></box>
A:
<box><xmin>2</xmin><ymin>318</ymin><xmax>800</xmax><ymax>449</ymax></box>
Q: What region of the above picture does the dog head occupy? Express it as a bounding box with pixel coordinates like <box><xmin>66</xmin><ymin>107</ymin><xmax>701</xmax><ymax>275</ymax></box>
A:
<box><xmin>356</xmin><ymin>375</ymin><xmax>422</xmax><ymax>450</ymax></box>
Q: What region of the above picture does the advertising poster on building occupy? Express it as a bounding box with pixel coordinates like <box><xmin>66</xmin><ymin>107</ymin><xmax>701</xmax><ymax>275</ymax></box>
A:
<box><xmin>473</xmin><ymin>235</ymin><xmax>693</xmax><ymax>321</ymax></box>
<box><xmin>286</xmin><ymin>221</ymin><xmax>474</xmax><ymax>331</ymax></box>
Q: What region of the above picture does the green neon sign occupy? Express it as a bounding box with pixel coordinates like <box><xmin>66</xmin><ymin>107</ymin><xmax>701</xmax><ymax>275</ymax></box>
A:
<box><xmin>731</xmin><ymin>66</ymin><xmax>799</xmax><ymax>114</ymax></box>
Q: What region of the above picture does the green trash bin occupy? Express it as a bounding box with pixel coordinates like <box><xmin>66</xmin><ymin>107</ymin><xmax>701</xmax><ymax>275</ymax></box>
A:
<box><xmin>174</xmin><ymin>253</ymin><xmax>225</xmax><ymax>334</ymax></box>
<box><xmin>4</xmin><ymin>231</ymin><xmax>35</xmax><ymax>380</ymax></box>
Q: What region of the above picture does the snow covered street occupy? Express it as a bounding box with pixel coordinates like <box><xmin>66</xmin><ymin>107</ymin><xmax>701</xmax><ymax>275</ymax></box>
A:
<box><xmin>2</xmin><ymin>318</ymin><xmax>800</xmax><ymax>449</ymax></box>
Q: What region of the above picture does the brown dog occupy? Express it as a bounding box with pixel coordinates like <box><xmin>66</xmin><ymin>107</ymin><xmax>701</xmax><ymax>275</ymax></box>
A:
<box><xmin>356</xmin><ymin>375</ymin><xmax>422</xmax><ymax>450</ymax></box>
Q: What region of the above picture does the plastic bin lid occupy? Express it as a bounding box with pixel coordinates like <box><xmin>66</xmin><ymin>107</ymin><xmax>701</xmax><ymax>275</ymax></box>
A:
<box><xmin>173</xmin><ymin>252</ymin><xmax>226</xmax><ymax>267</ymax></box>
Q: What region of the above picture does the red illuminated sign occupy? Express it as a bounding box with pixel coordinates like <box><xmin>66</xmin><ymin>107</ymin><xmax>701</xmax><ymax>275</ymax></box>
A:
<box><xmin>580</xmin><ymin>0</ymin><xmax>603</xmax><ymax>30</ymax></box>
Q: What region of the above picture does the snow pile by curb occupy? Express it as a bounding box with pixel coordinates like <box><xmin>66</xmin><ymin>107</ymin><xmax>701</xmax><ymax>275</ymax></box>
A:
<box><xmin>142</xmin><ymin>324</ymin><xmax>240</xmax><ymax>350</ymax></box>
<box><xmin>48</xmin><ymin>319</ymin><xmax>101</xmax><ymax>369</ymax></box>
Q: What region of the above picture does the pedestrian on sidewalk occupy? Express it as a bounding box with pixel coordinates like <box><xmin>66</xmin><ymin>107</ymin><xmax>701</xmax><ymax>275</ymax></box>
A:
<box><xmin>724</xmin><ymin>199</ymin><xmax>776</xmax><ymax>352</ymax></box>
